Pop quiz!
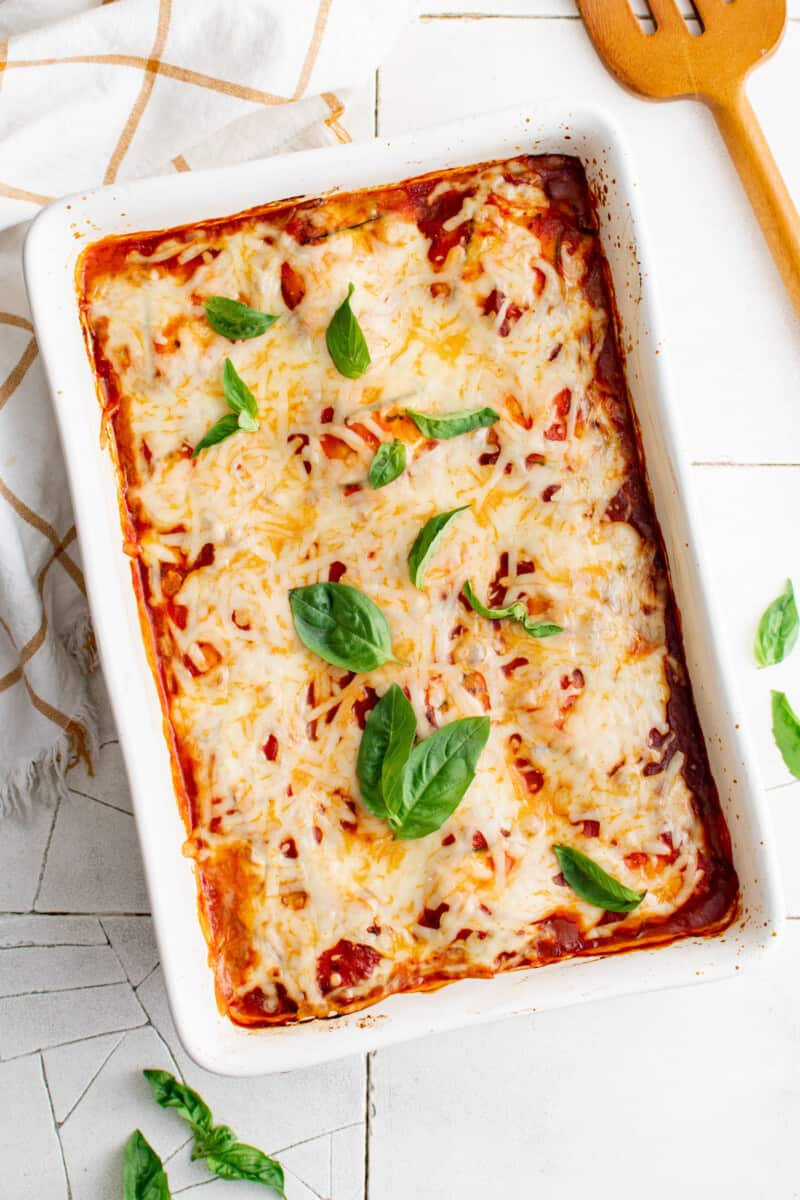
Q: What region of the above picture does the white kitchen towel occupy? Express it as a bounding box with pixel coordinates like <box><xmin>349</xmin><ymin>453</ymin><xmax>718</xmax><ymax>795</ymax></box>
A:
<box><xmin>0</xmin><ymin>0</ymin><xmax>412</xmax><ymax>814</ymax></box>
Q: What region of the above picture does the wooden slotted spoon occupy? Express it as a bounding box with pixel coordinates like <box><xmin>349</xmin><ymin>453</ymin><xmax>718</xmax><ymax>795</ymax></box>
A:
<box><xmin>577</xmin><ymin>0</ymin><xmax>800</xmax><ymax>317</ymax></box>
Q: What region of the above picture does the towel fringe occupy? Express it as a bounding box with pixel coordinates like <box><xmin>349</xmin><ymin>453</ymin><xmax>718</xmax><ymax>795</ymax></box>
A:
<box><xmin>0</xmin><ymin>612</ymin><xmax>98</xmax><ymax>819</ymax></box>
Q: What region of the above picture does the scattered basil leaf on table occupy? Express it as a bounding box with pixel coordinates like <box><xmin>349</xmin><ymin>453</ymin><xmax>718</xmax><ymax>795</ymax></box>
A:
<box><xmin>405</xmin><ymin>407</ymin><xmax>499</xmax><ymax>440</ymax></box>
<box><xmin>463</xmin><ymin>579</ymin><xmax>562</xmax><ymax>639</ymax></box>
<box><xmin>204</xmin><ymin>296</ymin><xmax>279</xmax><ymax>341</ymax></box>
<box><xmin>193</xmin><ymin>1125</ymin><xmax>237</xmax><ymax>1160</ymax></box>
<box><xmin>408</xmin><ymin>506</ymin><xmax>469</xmax><ymax>589</ymax></box>
<box><xmin>289</xmin><ymin>581</ymin><xmax>397</xmax><ymax>672</ymax></box>
<box><xmin>143</xmin><ymin>1069</ymin><xmax>285</xmax><ymax>1197</ymax></box>
<box><xmin>193</xmin><ymin>357</ymin><xmax>259</xmax><ymax>456</ymax></box>
<box><xmin>552</xmin><ymin>844</ymin><xmax>645</xmax><ymax>914</ymax></box>
<box><xmin>143</xmin><ymin>1069</ymin><xmax>211</xmax><ymax>1132</ymax></box>
<box><xmin>326</xmin><ymin>282</ymin><xmax>371</xmax><ymax>379</ymax></box>
<box><xmin>124</xmin><ymin>1130</ymin><xmax>171</xmax><ymax>1200</ymax></box>
<box><xmin>356</xmin><ymin>683</ymin><xmax>417</xmax><ymax>819</ymax></box>
<box><xmin>771</xmin><ymin>690</ymin><xmax>800</xmax><ymax>779</ymax></box>
<box><xmin>755</xmin><ymin>579</ymin><xmax>799</xmax><ymax>667</ymax></box>
<box><xmin>369</xmin><ymin>439</ymin><xmax>406</xmax><ymax>489</ymax></box>
<box><xmin>386</xmin><ymin>716</ymin><xmax>491</xmax><ymax>840</ymax></box>
<box><xmin>205</xmin><ymin>1143</ymin><xmax>287</xmax><ymax>1191</ymax></box>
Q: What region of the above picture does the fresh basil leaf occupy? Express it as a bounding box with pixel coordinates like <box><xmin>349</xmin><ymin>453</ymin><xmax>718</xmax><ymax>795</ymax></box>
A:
<box><xmin>388</xmin><ymin>716</ymin><xmax>490</xmax><ymax>839</ymax></box>
<box><xmin>463</xmin><ymin>579</ymin><xmax>562</xmax><ymax>639</ymax></box>
<box><xmin>405</xmin><ymin>407</ymin><xmax>499</xmax><ymax>440</ymax></box>
<box><xmin>205</xmin><ymin>1143</ymin><xmax>285</xmax><ymax>1196</ymax></box>
<box><xmin>192</xmin><ymin>412</ymin><xmax>240</xmax><ymax>457</ymax></box>
<box><xmin>124</xmin><ymin>1130</ymin><xmax>171</xmax><ymax>1200</ymax></box>
<box><xmin>204</xmin><ymin>296</ymin><xmax>279</xmax><ymax>341</ymax></box>
<box><xmin>143</xmin><ymin>1069</ymin><xmax>212</xmax><ymax>1132</ymax></box>
<box><xmin>356</xmin><ymin>684</ymin><xmax>416</xmax><ymax>819</ymax></box>
<box><xmin>289</xmin><ymin>582</ymin><xmax>397</xmax><ymax>672</ymax></box>
<box><xmin>369</xmin><ymin>439</ymin><xmax>406</xmax><ymax>489</ymax></box>
<box><xmin>325</xmin><ymin>282</ymin><xmax>371</xmax><ymax>379</ymax></box>
<box><xmin>408</xmin><ymin>506</ymin><xmax>469</xmax><ymax>589</ymax></box>
<box><xmin>238</xmin><ymin>410</ymin><xmax>258</xmax><ymax>432</ymax></box>
<box><xmin>141</xmin><ymin>1070</ymin><xmax>284</xmax><ymax>1196</ymax></box>
<box><xmin>771</xmin><ymin>690</ymin><xmax>800</xmax><ymax>779</ymax></box>
<box><xmin>517</xmin><ymin>615</ymin><xmax>562</xmax><ymax>638</ymax></box>
<box><xmin>192</xmin><ymin>1124</ymin><xmax>237</xmax><ymax>1161</ymax></box>
<box><xmin>222</xmin><ymin>357</ymin><xmax>259</xmax><ymax>420</ymax></box>
<box><xmin>755</xmin><ymin>580</ymin><xmax>799</xmax><ymax>667</ymax></box>
<box><xmin>552</xmin><ymin>844</ymin><xmax>645</xmax><ymax>913</ymax></box>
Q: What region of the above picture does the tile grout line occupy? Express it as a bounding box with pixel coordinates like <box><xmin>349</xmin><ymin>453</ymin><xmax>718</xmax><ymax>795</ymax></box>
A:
<box><xmin>1</xmin><ymin>910</ymin><xmax>152</xmax><ymax>917</ymax></box>
<box><xmin>691</xmin><ymin>461</ymin><xmax>800</xmax><ymax>469</ymax></box>
<box><xmin>67</xmin><ymin>786</ymin><xmax>133</xmax><ymax>818</ymax></box>
<box><xmin>100</xmin><ymin>914</ymin><xmax>150</xmax><ymax>988</ymax></box>
<box><xmin>272</xmin><ymin>1119</ymin><xmax>364</xmax><ymax>1158</ymax></box>
<box><xmin>363</xmin><ymin>1051</ymin><xmax>373</xmax><ymax>1200</ymax></box>
<box><xmin>54</xmin><ymin>1030</ymin><xmax>125</xmax><ymax>1128</ymax></box>
<box><xmin>31</xmin><ymin>798</ymin><xmax>60</xmax><ymax>911</ymax></box>
<box><xmin>40</xmin><ymin>1053</ymin><xmax>74</xmax><ymax>1200</ymax></box>
<box><xmin>374</xmin><ymin>67</ymin><xmax>380</xmax><ymax>138</ymax></box>
<box><xmin>1</xmin><ymin>978</ymin><xmax>131</xmax><ymax>1000</ymax></box>
<box><xmin>2</xmin><ymin>1017</ymin><xmax>148</xmax><ymax>1062</ymax></box>
<box><xmin>134</xmin><ymin>959</ymin><xmax>162</xmax><ymax>994</ymax></box>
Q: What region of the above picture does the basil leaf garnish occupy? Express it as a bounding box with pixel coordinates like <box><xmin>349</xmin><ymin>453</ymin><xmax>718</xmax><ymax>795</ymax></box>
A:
<box><xmin>755</xmin><ymin>580</ymin><xmax>799</xmax><ymax>667</ymax></box>
<box><xmin>369</xmin><ymin>439</ymin><xmax>406</xmax><ymax>489</ymax></box>
<box><xmin>325</xmin><ymin>282</ymin><xmax>371</xmax><ymax>379</ymax></box>
<box><xmin>124</xmin><ymin>1130</ymin><xmax>171</xmax><ymax>1200</ymax></box>
<box><xmin>205</xmin><ymin>1143</ymin><xmax>286</xmax><ymax>1194</ymax></box>
<box><xmin>552</xmin><ymin>844</ymin><xmax>645</xmax><ymax>913</ymax></box>
<box><xmin>192</xmin><ymin>413</ymin><xmax>240</xmax><ymax>457</ymax></box>
<box><xmin>204</xmin><ymin>296</ymin><xmax>278</xmax><ymax>341</ymax></box>
<box><xmin>193</xmin><ymin>358</ymin><xmax>259</xmax><ymax>456</ymax></box>
<box><xmin>289</xmin><ymin>581</ymin><xmax>397</xmax><ymax>672</ymax></box>
<box><xmin>143</xmin><ymin>1069</ymin><xmax>211</xmax><ymax>1132</ymax></box>
<box><xmin>771</xmin><ymin>690</ymin><xmax>800</xmax><ymax>779</ymax></box>
<box><xmin>222</xmin><ymin>357</ymin><xmax>259</xmax><ymax>420</ymax></box>
<box><xmin>463</xmin><ymin>579</ymin><xmax>562</xmax><ymax>639</ymax></box>
<box><xmin>405</xmin><ymin>407</ymin><xmax>499</xmax><ymax>440</ymax></box>
<box><xmin>356</xmin><ymin>684</ymin><xmax>416</xmax><ymax>819</ymax></box>
<box><xmin>387</xmin><ymin>715</ymin><xmax>490</xmax><ymax>840</ymax></box>
<box><xmin>142</xmin><ymin>1070</ymin><xmax>284</xmax><ymax>1197</ymax></box>
<box><xmin>408</xmin><ymin>506</ymin><xmax>468</xmax><ymax>589</ymax></box>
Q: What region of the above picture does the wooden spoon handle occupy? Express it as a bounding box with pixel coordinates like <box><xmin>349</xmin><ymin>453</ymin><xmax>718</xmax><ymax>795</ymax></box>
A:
<box><xmin>710</xmin><ymin>82</ymin><xmax>800</xmax><ymax>319</ymax></box>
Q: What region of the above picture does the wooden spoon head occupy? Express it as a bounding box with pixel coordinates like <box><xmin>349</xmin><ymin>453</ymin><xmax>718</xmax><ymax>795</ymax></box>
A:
<box><xmin>577</xmin><ymin>0</ymin><xmax>786</xmax><ymax>102</ymax></box>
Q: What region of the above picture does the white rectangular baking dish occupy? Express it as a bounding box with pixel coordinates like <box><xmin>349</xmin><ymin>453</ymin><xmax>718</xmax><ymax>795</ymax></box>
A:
<box><xmin>24</xmin><ymin>102</ymin><xmax>783</xmax><ymax>1076</ymax></box>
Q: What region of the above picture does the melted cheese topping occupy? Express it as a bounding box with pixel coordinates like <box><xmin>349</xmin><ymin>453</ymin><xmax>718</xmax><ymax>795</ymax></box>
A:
<box><xmin>81</xmin><ymin>156</ymin><xmax>736</xmax><ymax>1025</ymax></box>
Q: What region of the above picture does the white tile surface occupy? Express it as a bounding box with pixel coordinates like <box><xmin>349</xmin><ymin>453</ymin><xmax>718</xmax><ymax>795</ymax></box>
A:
<box><xmin>102</xmin><ymin>915</ymin><xmax>159</xmax><ymax>986</ymax></box>
<box><xmin>68</xmin><ymin>737</ymin><xmax>132</xmax><ymax>814</ymax></box>
<box><xmin>0</xmin><ymin>1056</ymin><xmax>67</xmax><ymax>1200</ymax></box>
<box><xmin>0</xmin><ymin>981</ymin><xmax>145</xmax><ymax>1057</ymax></box>
<box><xmin>35</xmin><ymin>792</ymin><xmax>149</xmax><ymax>913</ymax></box>
<box><xmin>4</xmin><ymin>8</ymin><xmax>800</xmax><ymax>1200</ymax></box>
<box><xmin>771</xmin><ymin>782</ymin><xmax>800</xmax><ymax>918</ymax></box>
<box><xmin>0</xmin><ymin>943</ymin><xmax>125</xmax><ymax>997</ymax></box>
<box><xmin>43</xmin><ymin>1031</ymin><xmax>125</xmax><ymax>1123</ymax></box>
<box><xmin>690</xmin><ymin>466</ymin><xmax>800</xmax><ymax>791</ymax></box>
<box><xmin>368</xmin><ymin>924</ymin><xmax>800</xmax><ymax>1200</ymax></box>
<box><xmin>0</xmin><ymin>801</ymin><xmax>55</xmax><ymax>911</ymax></box>
<box><xmin>331</xmin><ymin>1123</ymin><xmax>367</xmax><ymax>1200</ymax></box>
<box><xmin>0</xmin><ymin>914</ymin><xmax>105</xmax><ymax>947</ymax></box>
<box><xmin>59</xmin><ymin>1026</ymin><xmax>186</xmax><ymax>1200</ymax></box>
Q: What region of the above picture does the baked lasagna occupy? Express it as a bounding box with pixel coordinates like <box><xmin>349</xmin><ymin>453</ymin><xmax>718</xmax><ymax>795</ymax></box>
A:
<box><xmin>79</xmin><ymin>154</ymin><xmax>738</xmax><ymax>1027</ymax></box>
